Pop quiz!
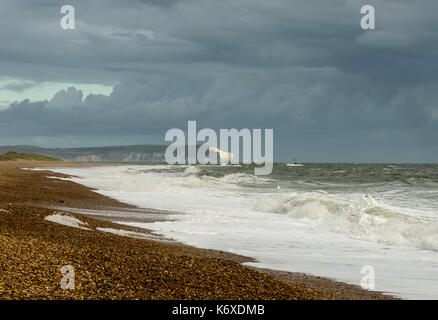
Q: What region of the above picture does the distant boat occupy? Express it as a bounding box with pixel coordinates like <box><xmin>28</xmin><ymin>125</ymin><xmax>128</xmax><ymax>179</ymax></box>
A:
<box><xmin>286</xmin><ymin>158</ymin><xmax>303</xmax><ymax>167</ymax></box>
<box><xmin>287</xmin><ymin>163</ymin><xmax>303</xmax><ymax>167</ymax></box>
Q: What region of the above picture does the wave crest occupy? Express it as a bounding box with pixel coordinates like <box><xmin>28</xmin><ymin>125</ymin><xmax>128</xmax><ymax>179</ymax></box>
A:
<box><xmin>255</xmin><ymin>192</ymin><xmax>438</xmax><ymax>251</ymax></box>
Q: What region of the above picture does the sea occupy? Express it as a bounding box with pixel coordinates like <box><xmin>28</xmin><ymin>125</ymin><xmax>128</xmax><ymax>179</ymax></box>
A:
<box><xmin>48</xmin><ymin>163</ymin><xmax>438</xmax><ymax>299</ymax></box>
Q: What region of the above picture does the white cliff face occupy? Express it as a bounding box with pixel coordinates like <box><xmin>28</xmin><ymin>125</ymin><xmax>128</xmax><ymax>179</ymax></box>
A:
<box><xmin>0</xmin><ymin>145</ymin><xmax>169</xmax><ymax>163</ymax></box>
<box><xmin>72</xmin><ymin>152</ymin><xmax>165</xmax><ymax>163</ymax></box>
<box><xmin>208</xmin><ymin>147</ymin><xmax>233</xmax><ymax>163</ymax></box>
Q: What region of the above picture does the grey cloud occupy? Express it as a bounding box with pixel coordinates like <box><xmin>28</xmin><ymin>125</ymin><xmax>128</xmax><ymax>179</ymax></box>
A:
<box><xmin>0</xmin><ymin>0</ymin><xmax>437</xmax><ymax>161</ymax></box>
<box><xmin>1</xmin><ymin>68</ymin><xmax>435</xmax><ymax>135</ymax></box>
<box><xmin>1</xmin><ymin>81</ymin><xmax>36</xmax><ymax>92</ymax></box>
<box><xmin>46</xmin><ymin>87</ymin><xmax>84</xmax><ymax>109</ymax></box>
<box><xmin>132</xmin><ymin>0</ymin><xmax>186</xmax><ymax>7</ymax></box>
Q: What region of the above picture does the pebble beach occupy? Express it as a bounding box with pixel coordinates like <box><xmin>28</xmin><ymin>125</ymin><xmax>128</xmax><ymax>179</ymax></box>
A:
<box><xmin>0</xmin><ymin>161</ymin><xmax>395</xmax><ymax>300</ymax></box>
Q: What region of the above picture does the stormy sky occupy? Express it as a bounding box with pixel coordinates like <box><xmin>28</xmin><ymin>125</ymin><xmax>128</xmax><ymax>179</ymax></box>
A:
<box><xmin>0</xmin><ymin>0</ymin><xmax>437</xmax><ymax>162</ymax></box>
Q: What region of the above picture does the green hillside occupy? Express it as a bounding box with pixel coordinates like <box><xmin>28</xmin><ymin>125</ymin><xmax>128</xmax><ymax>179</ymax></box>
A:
<box><xmin>0</xmin><ymin>152</ymin><xmax>62</xmax><ymax>162</ymax></box>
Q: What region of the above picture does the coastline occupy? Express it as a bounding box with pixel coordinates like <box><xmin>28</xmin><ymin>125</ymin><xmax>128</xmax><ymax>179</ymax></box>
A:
<box><xmin>0</xmin><ymin>161</ymin><xmax>396</xmax><ymax>299</ymax></box>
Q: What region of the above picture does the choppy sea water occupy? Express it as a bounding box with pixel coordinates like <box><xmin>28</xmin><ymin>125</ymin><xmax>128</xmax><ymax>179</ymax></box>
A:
<box><xmin>49</xmin><ymin>164</ymin><xmax>438</xmax><ymax>299</ymax></box>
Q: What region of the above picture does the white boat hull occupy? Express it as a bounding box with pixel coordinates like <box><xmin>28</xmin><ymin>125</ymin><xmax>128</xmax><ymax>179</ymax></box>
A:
<box><xmin>286</xmin><ymin>163</ymin><xmax>303</xmax><ymax>167</ymax></box>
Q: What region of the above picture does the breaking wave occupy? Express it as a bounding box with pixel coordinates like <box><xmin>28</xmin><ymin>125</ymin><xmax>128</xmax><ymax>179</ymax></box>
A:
<box><xmin>254</xmin><ymin>192</ymin><xmax>438</xmax><ymax>251</ymax></box>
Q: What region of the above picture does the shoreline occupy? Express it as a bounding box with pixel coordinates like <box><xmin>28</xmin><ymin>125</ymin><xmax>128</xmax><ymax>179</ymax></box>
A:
<box><xmin>0</xmin><ymin>160</ymin><xmax>396</xmax><ymax>299</ymax></box>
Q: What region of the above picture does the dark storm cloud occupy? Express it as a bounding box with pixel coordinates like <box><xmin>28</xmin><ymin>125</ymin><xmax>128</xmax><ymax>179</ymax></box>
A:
<box><xmin>0</xmin><ymin>81</ymin><xmax>36</xmax><ymax>92</ymax></box>
<box><xmin>0</xmin><ymin>0</ymin><xmax>437</xmax><ymax>161</ymax></box>
<box><xmin>133</xmin><ymin>0</ymin><xmax>186</xmax><ymax>7</ymax></box>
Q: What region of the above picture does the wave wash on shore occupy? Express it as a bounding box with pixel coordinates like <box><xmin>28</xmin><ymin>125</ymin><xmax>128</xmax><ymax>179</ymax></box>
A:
<box><xmin>47</xmin><ymin>163</ymin><xmax>438</xmax><ymax>299</ymax></box>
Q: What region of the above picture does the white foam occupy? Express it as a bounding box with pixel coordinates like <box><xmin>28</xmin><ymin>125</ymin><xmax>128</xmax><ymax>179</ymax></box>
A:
<box><xmin>45</xmin><ymin>213</ymin><xmax>90</xmax><ymax>230</ymax></box>
<box><xmin>45</xmin><ymin>165</ymin><xmax>438</xmax><ymax>299</ymax></box>
<box><xmin>96</xmin><ymin>227</ymin><xmax>152</xmax><ymax>239</ymax></box>
<box><xmin>254</xmin><ymin>192</ymin><xmax>438</xmax><ymax>251</ymax></box>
